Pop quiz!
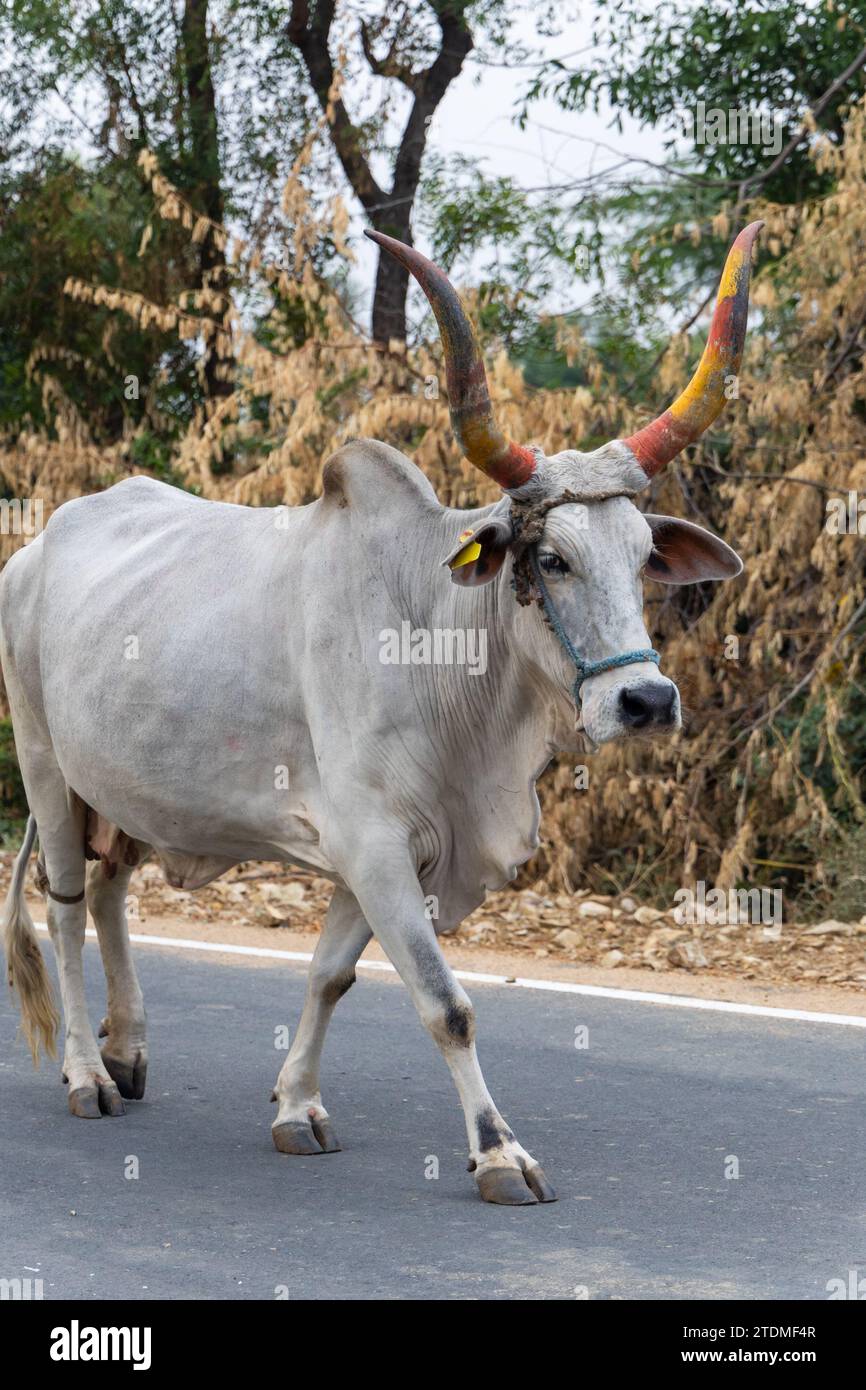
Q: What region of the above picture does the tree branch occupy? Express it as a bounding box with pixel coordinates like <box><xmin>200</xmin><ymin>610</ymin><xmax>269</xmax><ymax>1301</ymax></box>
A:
<box><xmin>387</xmin><ymin>0</ymin><xmax>473</xmax><ymax>225</ymax></box>
<box><xmin>103</xmin><ymin>21</ymin><xmax>149</xmax><ymax>143</ymax></box>
<box><xmin>359</xmin><ymin>12</ymin><xmax>420</xmax><ymax>93</ymax></box>
<box><xmin>287</xmin><ymin>0</ymin><xmax>385</xmax><ymax>214</ymax></box>
<box><xmin>740</xmin><ymin>39</ymin><xmax>866</xmax><ymax>198</ymax></box>
<box><xmin>288</xmin><ymin>1</ymin><xmax>473</xmax><ymax>343</ymax></box>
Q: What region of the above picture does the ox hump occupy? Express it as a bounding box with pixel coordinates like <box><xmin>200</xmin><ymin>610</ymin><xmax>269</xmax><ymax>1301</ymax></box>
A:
<box><xmin>321</xmin><ymin>439</ymin><xmax>441</xmax><ymax>517</ymax></box>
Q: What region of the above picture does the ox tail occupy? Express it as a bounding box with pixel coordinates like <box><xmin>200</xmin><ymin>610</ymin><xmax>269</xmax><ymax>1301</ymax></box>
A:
<box><xmin>2</xmin><ymin>814</ymin><xmax>58</xmax><ymax>1064</ymax></box>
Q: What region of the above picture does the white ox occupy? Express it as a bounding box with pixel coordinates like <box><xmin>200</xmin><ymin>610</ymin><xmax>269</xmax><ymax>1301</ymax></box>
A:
<box><xmin>1</xmin><ymin>224</ymin><xmax>760</xmax><ymax>1204</ymax></box>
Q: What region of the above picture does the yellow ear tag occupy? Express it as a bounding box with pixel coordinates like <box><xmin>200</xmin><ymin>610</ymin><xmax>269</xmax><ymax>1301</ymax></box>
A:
<box><xmin>450</xmin><ymin>539</ymin><xmax>482</xmax><ymax>570</ymax></box>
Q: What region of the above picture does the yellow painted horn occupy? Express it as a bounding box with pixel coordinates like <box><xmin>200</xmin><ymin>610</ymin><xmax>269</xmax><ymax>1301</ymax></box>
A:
<box><xmin>365</xmin><ymin>230</ymin><xmax>537</xmax><ymax>490</ymax></box>
<box><xmin>623</xmin><ymin>221</ymin><xmax>764</xmax><ymax>476</ymax></box>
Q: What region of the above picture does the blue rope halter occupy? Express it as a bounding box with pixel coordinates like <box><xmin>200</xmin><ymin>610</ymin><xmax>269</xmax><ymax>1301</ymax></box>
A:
<box><xmin>529</xmin><ymin>549</ymin><xmax>660</xmax><ymax>702</ymax></box>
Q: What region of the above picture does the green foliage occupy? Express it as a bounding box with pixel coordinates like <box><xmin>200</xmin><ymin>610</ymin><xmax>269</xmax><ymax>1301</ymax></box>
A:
<box><xmin>0</xmin><ymin>151</ymin><xmax>202</xmax><ymax>435</ymax></box>
<box><xmin>525</xmin><ymin>0</ymin><xmax>866</xmax><ymax>199</ymax></box>
<box><xmin>810</xmin><ymin>825</ymin><xmax>866</xmax><ymax>922</ymax></box>
<box><xmin>0</xmin><ymin>716</ymin><xmax>28</xmax><ymax>842</ymax></box>
<box><xmin>513</xmin><ymin>0</ymin><xmax>866</xmax><ymax>384</ymax></box>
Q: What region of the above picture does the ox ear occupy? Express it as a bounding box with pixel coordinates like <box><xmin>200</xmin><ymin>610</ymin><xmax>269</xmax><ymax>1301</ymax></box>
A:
<box><xmin>644</xmin><ymin>515</ymin><xmax>743</xmax><ymax>584</ymax></box>
<box><xmin>442</xmin><ymin>510</ymin><xmax>513</xmax><ymax>587</ymax></box>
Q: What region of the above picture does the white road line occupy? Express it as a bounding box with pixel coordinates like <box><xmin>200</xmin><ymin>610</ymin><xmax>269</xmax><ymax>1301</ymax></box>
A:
<box><xmin>34</xmin><ymin>922</ymin><xmax>866</xmax><ymax>1029</ymax></box>
<box><xmin>501</xmin><ymin>979</ymin><xmax>866</xmax><ymax>1027</ymax></box>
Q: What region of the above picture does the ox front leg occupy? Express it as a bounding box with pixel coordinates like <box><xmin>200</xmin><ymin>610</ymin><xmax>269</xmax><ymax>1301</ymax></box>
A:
<box><xmin>271</xmin><ymin>887</ymin><xmax>371</xmax><ymax>1156</ymax></box>
<box><xmin>350</xmin><ymin>851</ymin><xmax>556</xmax><ymax>1205</ymax></box>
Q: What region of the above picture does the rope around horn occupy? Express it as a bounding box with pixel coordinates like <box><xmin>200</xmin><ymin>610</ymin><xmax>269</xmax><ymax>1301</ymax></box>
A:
<box><xmin>509</xmin><ymin>488</ymin><xmax>632</xmax><ymax>607</ymax></box>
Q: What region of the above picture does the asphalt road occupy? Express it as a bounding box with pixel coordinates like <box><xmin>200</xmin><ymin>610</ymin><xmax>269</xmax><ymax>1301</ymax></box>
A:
<box><xmin>1</xmin><ymin>937</ymin><xmax>864</xmax><ymax>1301</ymax></box>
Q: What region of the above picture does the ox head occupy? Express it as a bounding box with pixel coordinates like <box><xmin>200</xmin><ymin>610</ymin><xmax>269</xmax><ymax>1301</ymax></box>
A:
<box><xmin>365</xmin><ymin>222</ymin><xmax>759</xmax><ymax>745</ymax></box>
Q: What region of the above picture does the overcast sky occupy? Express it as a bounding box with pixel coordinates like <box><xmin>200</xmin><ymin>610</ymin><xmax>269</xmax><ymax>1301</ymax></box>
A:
<box><xmin>436</xmin><ymin>11</ymin><xmax>666</xmax><ymax>195</ymax></box>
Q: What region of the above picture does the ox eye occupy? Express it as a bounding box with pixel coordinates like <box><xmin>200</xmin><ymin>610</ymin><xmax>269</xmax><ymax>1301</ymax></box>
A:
<box><xmin>539</xmin><ymin>552</ymin><xmax>569</xmax><ymax>576</ymax></box>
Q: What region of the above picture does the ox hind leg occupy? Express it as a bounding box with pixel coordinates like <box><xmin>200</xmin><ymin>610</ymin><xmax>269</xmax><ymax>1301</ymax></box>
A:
<box><xmin>87</xmin><ymin>850</ymin><xmax>150</xmax><ymax>1101</ymax></box>
<box><xmin>347</xmin><ymin>840</ymin><xmax>556</xmax><ymax>1205</ymax></box>
<box><xmin>1</xmin><ymin>586</ymin><xmax>124</xmax><ymax>1117</ymax></box>
<box><xmin>34</xmin><ymin>790</ymin><xmax>127</xmax><ymax>1118</ymax></box>
<box><xmin>271</xmin><ymin>887</ymin><xmax>370</xmax><ymax>1155</ymax></box>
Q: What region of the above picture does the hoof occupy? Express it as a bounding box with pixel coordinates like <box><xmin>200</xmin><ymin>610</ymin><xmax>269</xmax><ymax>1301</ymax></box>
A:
<box><xmin>525</xmin><ymin>1165</ymin><xmax>557</xmax><ymax>1203</ymax></box>
<box><xmin>68</xmin><ymin>1086</ymin><xmax>101</xmax><ymax>1119</ymax></box>
<box><xmin>272</xmin><ymin>1119</ymin><xmax>341</xmax><ymax>1156</ymax></box>
<box><xmin>311</xmin><ymin>1118</ymin><xmax>341</xmax><ymax>1153</ymax></box>
<box><xmin>102</xmin><ymin>1051</ymin><xmax>147</xmax><ymax>1101</ymax></box>
<box><xmin>68</xmin><ymin>1082</ymin><xmax>126</xmax><ymax>1119</ymax></box>
<box><xmin>477</xmin><ymin>1165</ymin><xmax>556</xmax><ymax>1205</ymax></box>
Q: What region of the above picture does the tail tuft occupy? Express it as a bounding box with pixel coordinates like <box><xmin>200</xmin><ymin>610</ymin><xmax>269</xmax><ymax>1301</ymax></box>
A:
<box><xmin>2</xmin><ymin>816</ymin><xmax>58</xmax><ymax>1064</ymax></box>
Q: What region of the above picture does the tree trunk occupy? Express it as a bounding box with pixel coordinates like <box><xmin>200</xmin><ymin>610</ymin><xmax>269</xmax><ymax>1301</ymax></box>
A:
<box><xmin>289</xmin><ymin>1</ymin><xmax>472</xmax><ymax>346</ymax></box>
<box><xmin>181</xmin><ymin>0</ymin><xmax>233</xmax><ymax>400</ymax></box>
<box><xmin>370</xmin><ymin>214</ymin><xmax>413</xmax><ymax>345</ymax></box>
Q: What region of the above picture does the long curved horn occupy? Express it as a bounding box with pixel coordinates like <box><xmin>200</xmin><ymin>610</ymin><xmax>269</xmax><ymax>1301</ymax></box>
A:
<box><xmin>364</xmin><ymin>229</ymin><xmax>537</xmax><ymax>490</ymax></box>
<box><xmin>623</xmin><ymin>220</ymin><xmax>764</xmax><ymax>478</ymax></box>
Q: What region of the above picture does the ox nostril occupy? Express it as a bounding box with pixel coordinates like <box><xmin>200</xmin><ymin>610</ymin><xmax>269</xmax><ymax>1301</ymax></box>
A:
<box><xmin>619</xmin><ymin>683</ymin><xmax>676</xmax><ymax>729</ymax></box>
<box><xmin>619</xmin><ymin>689</ymin><xmax>654</xmax><ymax>728</ymax></box>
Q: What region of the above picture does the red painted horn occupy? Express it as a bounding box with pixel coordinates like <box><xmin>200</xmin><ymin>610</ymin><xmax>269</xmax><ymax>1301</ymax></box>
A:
<box><xmin>623</xmin><ymin>221</ymin><xmax>764</xmax><ymax>477</ymax></box>
<box><xmin>365</xmin><ymin>230</ymin><xmax>537</xmax><ymax>490</ymax></box>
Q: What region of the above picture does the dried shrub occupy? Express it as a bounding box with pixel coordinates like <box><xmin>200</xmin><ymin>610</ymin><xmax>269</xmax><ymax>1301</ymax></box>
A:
<box><xmin>4</xmin><ymin>103</ymin><xmax>866</xmax><ymax>919</ymax></box>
